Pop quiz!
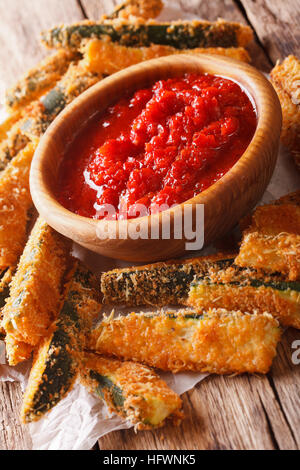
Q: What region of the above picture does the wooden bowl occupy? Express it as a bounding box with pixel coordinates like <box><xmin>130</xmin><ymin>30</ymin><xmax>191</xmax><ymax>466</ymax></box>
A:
<box><xmin>30</xmin><ymin>54</ymin><xmax>282</xmax><ymax>262</ymax></box>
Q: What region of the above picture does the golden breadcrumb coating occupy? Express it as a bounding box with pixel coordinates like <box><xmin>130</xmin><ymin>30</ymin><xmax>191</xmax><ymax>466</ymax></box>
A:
<box><xmin>188</xmin><ymin>266</ymin><xmax>300</xmax><ymax>329</ymax></box>
<box><xmin>270</xmin><ymin>55</ymin><xmax>300</xmax><ymax>170</ymax></box>
<box><xmin>2</xmin><ymin>218</ymin><xmax>72</xmax><ymax>364</ymax></box>
<box><xmin>21</xmin><ymin>261</ymin><xmax>101</xmax><ymax>422</ymax></box>
<box><xmin>90</xmin><ymin>309</ymin><xmax>281</xmax><ymax>374</ymax></box>
<box><xmin>236</xmin><ymin>201</ymin><xmax>300</xmax><ymax>280</ymax></box>
<box><xmin>81</xmin><ymin>353</ymin><xmax>183</xmax><ymax>430</ymax></box>
<box><xmin>0</xmin><ymin>141</ymin><xmax>37</xmax><ymax>270</ymax></box>
<box><xmin>5</xmin><ymin>49</ymin><xmax>76</xmax><ymax>113</ymax></box>
<box><xmin>107</xmin><ymin>0</ymin><xmax>163</xmax><ymax>20</ymax></box>
<box><xmin>82</xmin><ymin>38</ymin><xmax>250</xmax><ymax>75</ymax></box>
<box><xmin>101</xmin><ymin>253</ymin><xmax>235</xmax><ymax>306</ymax></box>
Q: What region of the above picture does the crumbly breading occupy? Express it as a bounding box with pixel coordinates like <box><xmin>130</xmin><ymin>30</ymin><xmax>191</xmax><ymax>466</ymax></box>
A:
<box><xmin>90</xmin><ymin>309</ymin><xmax>281</xmax><ymax>374</ymax></box>
<box><xmin>81</xmin><ymin>353</ymin><xmax>183</xmax><ymax>430</ymax></box>
<box><xmin>41</xmin><ymin>18</ymin><xmax>253</xmax><ymax>51</ymax></box>
<box><xmin>21</xmin><ymin>262</ymin><xmax>102</xmax><ymax>423</ymax></box>
<box><xmin>82</xmin><ymin>38</ymin><xmax>250</xmax><ymax>75</ymax></box>
<box><xmin>270</xmin><ymin>55</ymin><xmax>300</xmax><ymax>170</ymax></box>
<box><xmin>188</xmin><ymin>267</ymin><xmax>300</xmax><ymax>329</ymax></box>
<box><xmin>19</xmin><ymin>62</ymin><xmax>102</xmax><ymax>140</ymax></box>
<box><xmin>236</xmin><ymin>200</ymin><xmax>300</xmax><ymax>280</ymax></box>
<box><xmin>5</xmin><ymin>49</ymin><xmax>76</xmax><ymax>113</ymax></box>
<box><xmin>0</xmin><ymin>141</ymin><xmax>37</xmax><ymax>270</ymax></box>
<box><xmin>101</xmin><ymin>253</ymin><xmax>235</xmax><ymax>306</ymax></box>
<box><xmin>2</xmin><ymin>218</ymin><xmax>72</xmax><ymax>359</ymax></box>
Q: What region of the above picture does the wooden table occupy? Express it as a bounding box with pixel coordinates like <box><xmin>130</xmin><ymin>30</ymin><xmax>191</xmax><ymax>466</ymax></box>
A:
<box><xmin>0</xmin><ymin>0</ymin><xmax>299</xmax><ymax>451</ymax></box>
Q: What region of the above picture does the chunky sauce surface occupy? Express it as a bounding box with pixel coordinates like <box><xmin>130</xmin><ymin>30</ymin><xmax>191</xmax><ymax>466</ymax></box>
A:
<box><xmin>58</xmin><ymin>73</ymin><xmax>257</xmax><ymax>219</ymax></box>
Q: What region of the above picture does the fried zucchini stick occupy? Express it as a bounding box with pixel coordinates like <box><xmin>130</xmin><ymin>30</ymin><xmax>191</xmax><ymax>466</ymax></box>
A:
<box><xmin>0</xmin><ymin>141</ymin><xmax>37</xmax><ymax>271</ymax></box>
<box><xmin>101</xmin><ymin>253</ymin><xmax>235</xmax><ymax>306</ymax></box>
<box><xmin>90</xmin><ymin>309</ymin><xmax>281</xmax><ymax>374</ymax></box>
<box><xmin>21</xmin><ymin>262</ymin><xmax>101</xmax><ymax>422</ymax></box>
<box><xmin>235</xmin><ymin>195</ymin><xmax>300</xmax><ymax>280</ymax></box>
<box><xmin>106</xmin><ymin>0</ymin><xmax>163</xmax><ymax>20</ymax></box>
<box><xmin>188</xmin><ymin>266</ymin><xmax>300</xmax><ymax>329</ymax></box>
<box><xmin>42</xmin><ymin>18</ymin><xmax>253</xmax><ymax>51</ymax></box>
<box><xmin>2</xmin><ymin>218</ymin><xmax>72</xmax><ymax>365</ymax></box>
<box><xmin>5</xmin><ymin>49</ymin><xmax>77</xmax><ymax>113</ymax></box>
<box><xmin>19</xmin><ymin>61</ymin><xmax>102</xmax><ymax>140</ymax></box>
<box><xmin>270</xmin><ymin>55</ymin><xmax>300</xmax><ymax>170</ymax></box>
<box><xmin>81</xmin><ymin>353</ymin><xmax>183</xmax><ymax>430</ymax></box>
<box><xmin>82</xmin><ymin>39</ymin><xmax>250</xmax><ymax>75</ymax></box>
<box><xmin>0</xmin><ymin>121</ymin><xmax>29</xmax><ymax>172</ymax></box>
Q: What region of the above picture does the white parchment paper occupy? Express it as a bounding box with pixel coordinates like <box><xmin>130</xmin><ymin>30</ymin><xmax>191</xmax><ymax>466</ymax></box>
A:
<box><xmin>0</xmin><ymin>2</ymin><xmax>299</xmax><ymax>451</ymax></box>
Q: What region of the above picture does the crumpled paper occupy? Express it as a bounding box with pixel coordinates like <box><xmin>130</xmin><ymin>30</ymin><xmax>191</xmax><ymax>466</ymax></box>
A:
<box><xmin>0</xmin><ymin>2</ymin><xmax>299</xmax><ymax>451</ymax></box>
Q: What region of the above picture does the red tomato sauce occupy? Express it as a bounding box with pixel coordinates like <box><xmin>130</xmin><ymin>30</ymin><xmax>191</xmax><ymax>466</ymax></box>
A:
<box><xmin>58</xmin><ymin>73</ymin><xmax>257</xmax><ymax>219</ymax></box>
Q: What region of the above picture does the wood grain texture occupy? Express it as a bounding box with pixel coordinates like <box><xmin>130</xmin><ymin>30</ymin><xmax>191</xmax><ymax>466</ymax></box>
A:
<box><xmin>0</xmin><ymin>0</ymin><xmax>299</xmax><ymax>451</ymax></box>
<box><xmin>0</xmin><ymin>382</ymin><xmax>32</xmax><ymax>450</ymax></box>
<box><xmin>0</xmin><ymin>0</ymin><xmax>84</xmax><ymax>100</ymax></box>
<box><xmin>240</xmin><ymin>0</ymin><xmax>300</xmax><ymax>62</ymax></box>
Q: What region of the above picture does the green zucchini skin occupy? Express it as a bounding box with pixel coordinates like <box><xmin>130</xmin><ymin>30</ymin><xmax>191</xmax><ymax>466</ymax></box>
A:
<box><xmin>101</xmin><ymin>256</ymin><xmax>234</xmax><ymax>306</ymax></box>
<box><xmin>89</xmin><ymin>370</ymin><xmax>125</xmax><ymax>410</ymax></box>
<box><xmin>42</xmin><ymin>20</ymin><xmax>251</xmax><ymax>50</ymax></box>
<box><xmin>21</xmin><ymin>262</ymin><xmax>101</xmax><ymax>423</ymax></box>
<box><xmin>0</xmin><ymin>131</ymin><xmax>29</xmax><ymax>172</ymax></box>
<box><xmin>20</xmin><ymin>66</ymin><xmax>101</xmax><ymax>139</ymax></box>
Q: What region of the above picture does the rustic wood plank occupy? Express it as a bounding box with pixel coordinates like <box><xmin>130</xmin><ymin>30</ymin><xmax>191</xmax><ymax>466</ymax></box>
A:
<box><xmin>0</xmin><ymin>0</ymin><xmax>84</xmax><ymax>100</ymax></box>
<box><xmin>0</xmin><ymin>382</ymin><xmax>32</xmax><ymax>450</ymax></box>
<box><xmin>239</xmin><ymin>0</ymin><xmax>300</xmax><ymax>62</ymax></box>
<box><xmin>269</xmin><ymin>328</ymin><xmax>300</xmax><ymax>448</ymax></box>
<box><xmin>99</xmin><ymin>349</ymin><xmax>297</xmax><ymax>450</ymax></box>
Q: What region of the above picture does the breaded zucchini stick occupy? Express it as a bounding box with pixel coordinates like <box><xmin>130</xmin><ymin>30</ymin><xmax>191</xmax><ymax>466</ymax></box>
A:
<box><xmin>5</xmin><ymin>49</ymin><xmax>77</xmax><ymax>113</ymax></box>
<box><xmin>2</xmin><ymin>218</ymin><xmax>72</xmax><ymax>365</ymax></box>
<box><xmin>19</xmin><ymin>62</ymin><xmax>102</xmax><ymax>140</ymax></box>
<box><xmin>90</xmin><ymin>309</ymin><xmax>281</xmax><ymax>374</ymax></box>
<box><xmin>42</xmin><ymin>18</ymin><xmax>253</xmax><ymax>51</ymax></box>
<box><xmin>0</xmin><ymin>121</ymin><xmax>29</xmax><ymax>172</ymax></box>
<box><xmin>101</xmin><ymin>253</ymin><xmax>235</xmax><ymax>306</ymax></box>
<box><xmin>0</xmin><ymin>112</ymin><xmax>22</xmax><ymax>146</ymax></box>
<box><xmin>188</xmin><ymin>266</ymin><xmax>300</xmax><ymax>329</ymax></box>
<box><xmin>0</xmin><ymin>141</ymin><xmax>37</xmax><ymax>271</ymax></box>
<box><xmin>107</xmin><ymin>0</ymin><xmax>163</xmax><ymax>20</ymax></box>
<box><xmin>81</xmin><ymin>353</ymin><xmax>183</xmax><ymax>430</ymax></box>
<box><xmin>82</xmin><ymin>39</ymin><xmax>250</xmax><ymax>75</ymax></box>
<box><xmin>21</xmin><ymin>262</ymin><xmax>101</xmax><ymax>423</ymax></box>
<box><xmin>270</xmin><ymin>55</ymin><xmax>300</xmax><ymax>170</ymax></box>
<box><xmin>235</xmin><ymin>196</ymin><xmax>300</xmax><ymax>281</ymax></box>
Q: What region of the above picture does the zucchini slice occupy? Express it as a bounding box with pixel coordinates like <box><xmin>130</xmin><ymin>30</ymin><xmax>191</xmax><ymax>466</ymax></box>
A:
<box><xmin>188</xmin><ymin>268</ymin><xmax>300</xmax><ymax>329</ymax></box>
<box><xmin>235</xmin><ymin>198</ymin><xmax>300</xmax><ymax>280</ymax></box>
<box><xmin>42</xmin><ymin>19</ymin><xmax>253</xmax><ymax>51</ymax></box>
<box><xmin>2</xmin><ymin>217</ymin><xmax>72</xmax><ymax>365</ymax></box>
<box><xmin>21</xmin><ymin>262</ymin><xmax>101</xmax><ymax>423</ymax></box>
<box><xmin>19</xmin><ymin>62</ymin><xmax>102</xmax><ymax>140</ymax></box>
<box><xmin>0</xmin><ymin>141</ymin><xmax>37</xmax><ymax>272</ymax></box>
<box><xmin>90</xmin><ymin>309</ymin><xmax>281</xmax><ymax>374</ymax></box>
<box><xmin>81</xmin><ymin>353</ymin><xmax>183</xmax><ymax>430</ymax></box>
<box><xmin>270</xmin><ymin>56</ymin><xmax>300</xmax><ymax>170</ymax></box>
<box><xmin>82</xmin><ymin>39</ymin><xmax>250</xmax><ymax>75</ymax></box>
<box><xmin>101</xmin><ymin>253</ymin><xmax>235</xmax><ymax>306</ymax></box>
<box><xmin>5</xmin><ymin>49</ymin><xmax>77</xmax><ymax>113</ymax></box>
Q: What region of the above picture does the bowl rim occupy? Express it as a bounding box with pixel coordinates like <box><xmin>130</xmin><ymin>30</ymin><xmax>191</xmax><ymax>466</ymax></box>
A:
<box><xmin>30</xmin><ymin>53</ymin><xmax>281</xmax><ymax>236</ymax></box>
